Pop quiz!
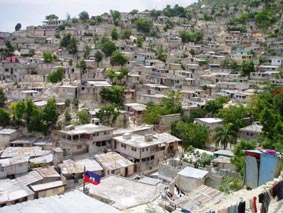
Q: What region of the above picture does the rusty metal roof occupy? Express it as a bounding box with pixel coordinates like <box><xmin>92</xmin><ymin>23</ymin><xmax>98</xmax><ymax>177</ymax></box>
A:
<box><xmin>95</xmin><ymin>152</ymin><xmax>134</xmax><ymax>171</ymax></box>
<box><xmin>175</xmin><ymin>185</ymin><xmax>224</xmax><ymax>212</ymax></box>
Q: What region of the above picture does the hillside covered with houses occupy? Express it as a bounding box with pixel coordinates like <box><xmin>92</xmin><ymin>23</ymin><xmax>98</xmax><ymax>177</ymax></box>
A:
<box><xmin>0</xmin><ymin>0</ymin><xmax>283</xmax><ymax>212</ymax></box>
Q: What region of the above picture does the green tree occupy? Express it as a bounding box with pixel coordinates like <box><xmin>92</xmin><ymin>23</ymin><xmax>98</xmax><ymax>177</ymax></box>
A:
<box><xmin>84</xmin><ymin>45</ymin><xmax>91</xmax><ymax>59</ymax></box>
<box><xmin>217</xmin><ymin>104</ymin><xmax>248</xmax><ymax>132</ymax></box>
<box><xmin>9</xmin><ymin>100</ymin><xmax>25</xmax><ymax>125</ymax></box>
<box><xmin>136</xmin><ymin>36</ymin><xmax>144</xmax><ymax>48</ymax></box>
<box><xmin>161</xmin><ymin>91</ymin><xmax>183</xmax><ymax>115</ymax></box>
<box><xmin>0</xmin><ymin>88</ymin><xmax>7</xmax><ymax>108</ymax></box>
<box><xmin>135</xmin><ymin>18</ymin><xmax>153</xmax><ymax>34</ymax></box>
<box><xmin>110</xmin><ymin>50</ymin><xmax>128</xmax><ymax>66</ymax></box>
<box><xmin>48</xmin><ymin>67</ymin><xmax>64</xmax><ymax>83</ymax></box>
<box><xmin>42</xmin><ymin>98</ymin><xmax>59</xmax><ymax>128</ymax></box>
<box><xmin>101</xmin><ymin>40</ymin><xmax>117</xmax><ymax>57</ymax></box>
<box><xmin>64</xmin><ymin>109</ymin><xmax>72</xmax><ymax>124</ymax></box>
<box><xmin>100</xmin><ymin>86</ymin><xmax>124</xmax><ymax>106</ymax></box>
<box><xmin>111</xmin><ymin>28</ymin><xmax>119</xmax><ymax>40</ymax></box>
<box><xmin>94</xmin><ymin>51</ymin><xmax>103</xmax><ymax>67</ymax></box>
<box><xmin>121</xmin><ymin>29</ymin><xmax>132</xmax><ymax>39</ymax></box>
<box><xmin>171</xmin><ymin>121</ymin><xmax>209</xmax><ymax>149</ymax></box>
<box><xmin>213</xmin><ymin>123</ymin><xmax>237</xmax><ymax>150</ymax></box>
<box><xmin>219</xmin><ymin>176</ymin><xmax>243</xmax><ymax>194</ymax></box>
<box><xmin>77</xmin><ymin>110</ymin><xmax>90</xmax><ymax>124</ymax></box>
<box><xmin>60</xmin><ymin>34</ymin><xmax>78</xmax><ymax>54</ymax></box>
<box><xmin>95</xmin><ymin>104</ymin><xmax>120</xmax><ymax>126</ymax></box>
<box><xmin>204</xmin><ymin>96</ymin><xmax>229</xmax><ymax>116</ymax></box>
<box><xmin>0</xmin><ymin>108</ymin><xmax>10</xmax><ymax>126</ymax></box>
<box><xmin>46</xmin><ymin>14</ymin><xmax>58</xmax><ymax>20</ymax></box>
<box><xmin>182</xmin><ymin>108</ymin><xmax>206</xmax><ymax>123</ymax></box>
<box><xmin>110</xmin><ymin>10</ymin><xmax>121</xmax><ymax>26</ymax></box>
<box><xmin>157</xmin><ymin>49</ymin><xmax>167</xmax><ymax>62</ymax></box>
<box><xmin>255</xmin><ymin>9</ymin><xmax>275</xmax><ymax>29</ymax></box>
<box><xmin>15</xmin><ymin>23</ymin><xmax>22</xmax><ymax>31</ymax></box>
<box><xmin>64</xmin><ymin>99</ymin><xmax>71</xmax><ymax>108</ymax></box>
<box><xmin>79</xmin><ymin>11</ymin><xmax>89</xmax><ymax>21</ymax></box>
<box><xmin>242</xmin><ymin>61</ymin><xmax>255</xmax><ymax>79</ymax></box>
<box><xmin>142</xmin><ymin>102</ymin><xmax>162</xmax><ymax>125</ymax></box>
<box><xmin>43</xmin><ymin>52</ymin><xmax>54</xmax><ymax>63</ymax></box>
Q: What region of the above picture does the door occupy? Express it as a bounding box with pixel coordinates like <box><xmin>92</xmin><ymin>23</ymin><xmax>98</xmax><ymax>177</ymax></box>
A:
<box><xmin>244</xmin><ymin>155</ymin><xmax>258</xmax><ymax>189</ymax></box>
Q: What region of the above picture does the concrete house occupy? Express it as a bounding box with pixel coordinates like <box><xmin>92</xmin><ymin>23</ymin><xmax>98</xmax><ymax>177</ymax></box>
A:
<box><xmin>113</xmin><ymin>133</ymin><xmax>181</xmax><ymax>172</ymax></box>
<box><xmin>0</xmin><ymin>156</ymin><xmax>29</xmax><ymax>177</ymax></box>
<box><xmin>0</xmin><ymin>179</ymin><xmax>34</xmax><ymax>207</ymax></box>
<box><xmin>95</xmin><ymin>152</ymin><xmax>135</xmax><ymax>177</ymax></box>
<box><xmin>194</xmin><ymin>118</ymin><xmax>223</xmax><ymax>132</ymax></box>
<box><xmin>0</xmin><ymin>129</ymin><xmax>19</xmax><ymax>149</ymax></box>
<box><xmin>59</xmin><ymin>121</ymin><xmax>114</xmax><ymax>157</ymax></box>
<box><xmin>240</xmin><ymin>122</ymin><xmax>263</xmax><ymax>141</ymax></box>
<box><xmin>175</xmin><ymin>166</ymin><xmax>209</xmax><ymax>193</ymax></box>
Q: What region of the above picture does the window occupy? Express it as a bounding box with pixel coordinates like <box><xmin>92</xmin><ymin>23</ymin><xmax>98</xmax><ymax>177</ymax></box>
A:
<box><xmin>104</xmin><ymin>131</ymin><xmax>108</xmax><ymax>135</ymax></box>
<box><xmin>77</xmin><ymin>145</ymin><xmax>82</xmax><ymax>149</ymax></box>
<box><xmin>131</xmin><ymin>147</ymin><xmax>137</xmax><ymax>152</ymax></box>
<box><xmin>101</xmin><ymin>141</ymin><xmax>106</xmax><ymax>146</ymax></box>
<box><xmin>121</xmin><ymin>144</ymin><xmax>127</xmax><ymax>149</ymax></box>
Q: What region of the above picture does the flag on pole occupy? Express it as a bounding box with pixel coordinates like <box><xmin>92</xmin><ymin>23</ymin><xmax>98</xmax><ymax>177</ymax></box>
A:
<box><xmin>83</xmin><ymin>171</ymin><xmax>101</xmax><ymax>185</ymax></box>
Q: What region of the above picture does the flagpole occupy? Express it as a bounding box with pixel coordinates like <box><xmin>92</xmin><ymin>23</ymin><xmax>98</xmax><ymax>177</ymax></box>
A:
<box><xmin>83</xmin><ymin>166</ymin><xmax>86</xmax><ymax>193</ymax></box>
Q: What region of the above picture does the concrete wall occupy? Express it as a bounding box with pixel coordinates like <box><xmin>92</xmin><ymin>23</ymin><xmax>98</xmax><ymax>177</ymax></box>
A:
<box><xmin>176</xmin><ymin>174</ymin><xmax>205</xmax><ymax>193</ymax></box>
<box><xmin>37</xmin><ymin>186</ymin><xmax>65</xmax><ymax>198</ymax></box>
<box><xmin>158</xmin><ymin>114</ymin><xmax>181</xmax><ymax>132</ymax></box>
<box><xmin>4</xmin><ymin>162</ymin><xmax>29</xmax><ymax>176</ymax></box>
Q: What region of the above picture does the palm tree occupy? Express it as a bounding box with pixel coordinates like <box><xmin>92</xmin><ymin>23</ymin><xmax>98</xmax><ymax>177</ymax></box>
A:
<box><xmin>213</xmin><ymin>123</ymin><xmax>237</xmax><ymax>150</ymax></box>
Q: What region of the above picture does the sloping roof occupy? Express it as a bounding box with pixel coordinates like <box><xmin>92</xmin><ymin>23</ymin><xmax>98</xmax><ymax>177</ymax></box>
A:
<box><xmin>174</xmin><ymin>185</ymin><xmax>224</xmax><ymax>212</ymax></box>
<box><xmin>29</xmin><ymin>154</ymin><xmax>53</xmax><ymax>165</ymax></box>
<box><xmin>1</xmin><ymin>190</ymin><xmax>120</xmax><ymax>213</ymax></box>
<box><xmin>30</xmin><ymin>180</ymin><xmax>64</xmax><ymax>192</ymax></box>
<box><xmin>34</xmin><ymin>166</ymin><xmax>60</xmax><ymax>178</ymax></box>
<box><xmin>95</xmin><ymin>152</ymin><xmax>134</xmax><ymax>170</ymax></box>
<box><xmin>1</xmin><ymin>147</ymin><xmax>50</xmax><ymax>158</ymax></box>
<box><xmin>58</xmin><ymin>159</ymin><xmax>103</xmax><ymax>175</ymax></box>
<box><xmin>213</xmin><ymin>150</ymin><xmax>234</xmax><ymax>157</ymax></box>
<box><xmin>15</xmin><ymin>171</ymin><xmax>43</xmax><ymax>186</ymax></box>
<box><xmin>0</xmin><ymin>179</ymin><xmax>34</xmax><ymax>203</ymax></box>
<box><xmin>178</xmin><ymin>166</ymin><xmax>208</xmax><ymax>179</ymax></box>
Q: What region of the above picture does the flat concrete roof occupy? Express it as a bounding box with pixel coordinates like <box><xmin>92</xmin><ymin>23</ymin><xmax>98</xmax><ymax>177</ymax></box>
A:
<box><xmin>1</xmin><ymin>147</ymin><xmax>50</xmax><ymax>158</ymax></box>
<box><xmin>178</xmin><ymin>166</ymin><xmax>208</xmax><ymax>179</ymax></box>
<box><xmin>1</xmin><ymin>190</ymin><xmax>120</xmax><ymax>213</ymax></box>
<box><xmin>0</xmin><ymin>128</ymin><xmax>17</xmax><ymax>135</ymax></box>
<box><xmin>114</xmin><ymin>133</ymin><xmax>180</xmax><ymax>148</ymax></box>
<box><xmin>195</xmin><ymin>118</ymin><xmax>223</xmax><ymax>124</ymax></box>
<box><xmin>59</xmin><ymin>124</ymin><xmax>113</xmax><ymax>135</ymax></box>
<box><xmin>86</xmin><ymin>175</ymin><xmax>162</xmax><ymax>210</ymax></box>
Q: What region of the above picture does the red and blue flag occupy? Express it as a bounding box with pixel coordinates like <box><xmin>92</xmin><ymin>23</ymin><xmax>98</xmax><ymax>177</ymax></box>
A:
<box><xmin>83</xmin><ymin>171</ymin><xmax>101</xmax><ymax>185</ymax></box>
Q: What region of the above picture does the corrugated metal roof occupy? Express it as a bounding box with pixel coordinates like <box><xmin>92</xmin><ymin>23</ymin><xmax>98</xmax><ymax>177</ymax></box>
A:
<box><xmin>1</xmin><ymin>190</ymin><xmax>120</xmax><ymax>213</ymax></box>
<box><xmin>58</xmin><ymin>158</ymin><xmax>102</xmax><ymax>175</ymax></box>
<box><xmin>95</xmin><ymin>152</ymin><xmax>134</xmax><ymax>170</ymax></box>
<box><xmin>30</xmin><ymin>180</ymin><xmax>64</xmax><ymax>192</ymax></box>
<box><xmin>1</xmin><ymin>147</ymin><xmax>50</xmax><ymax>158</ymax></box>
<box><xmin>34</xmin><ymin>166</ymin><xmax>60</xmax><ymax>178</ymax></box>
<box><xmin>29</xmin><ymin>154</ymin><xmax>53</xmax><ymax>165</ymax></box>
<box><xmin>175</xmin><ymin>185</ymin><xmax>224</xmax><ymax>212</ymax></box>
<box><xmin>16</xmin><ymin>171</ymin><xmax>43</xmax><ymax>186</ymax></box>
<box><xmin>0</xmin><ymin>179</ymin><xmax>34</xmax><ymax>203</ymax></box>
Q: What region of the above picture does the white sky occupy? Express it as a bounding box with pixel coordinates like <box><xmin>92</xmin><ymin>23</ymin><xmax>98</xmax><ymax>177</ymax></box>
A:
<box><xmin>0</xmin><ymin>0</ymin><xmax>197</xmax><ymax>32</ymax></box>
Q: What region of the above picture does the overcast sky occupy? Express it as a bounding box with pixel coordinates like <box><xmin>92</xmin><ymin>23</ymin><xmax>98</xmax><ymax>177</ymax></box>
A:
<box><xmin>0</xmin><ymin>0</ymin><xmax>197</xmax><ymax>32</ymax></box>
